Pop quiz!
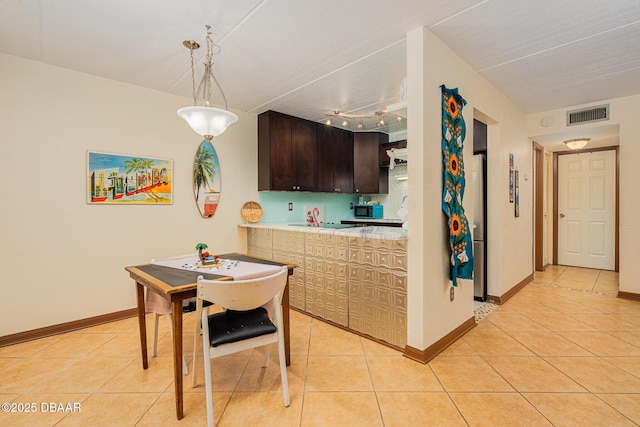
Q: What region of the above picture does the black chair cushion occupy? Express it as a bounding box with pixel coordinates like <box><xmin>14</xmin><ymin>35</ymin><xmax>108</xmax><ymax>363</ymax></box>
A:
<box><xmin>207</xmin><ymin>307</ymin><xmax>277</xmax><ymax>347</ymax></box>
<box><xmin>184</xmin><ymin>299</ymin><xmax>213</xmax><ymax>313</ymax></box>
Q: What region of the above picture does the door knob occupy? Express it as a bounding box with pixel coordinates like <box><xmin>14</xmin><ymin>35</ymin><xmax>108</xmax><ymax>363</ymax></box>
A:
<box><xmin>559</xmin><ymin>213</ymin><xmax>565</xmax><ymax>218</ymax></box>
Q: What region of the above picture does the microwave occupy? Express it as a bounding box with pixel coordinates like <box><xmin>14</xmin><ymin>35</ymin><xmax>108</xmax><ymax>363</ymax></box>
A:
<box><xmin>354</xmin><ymin>204</ymin><xmax>383</xmax><ymax>219</ymax></box>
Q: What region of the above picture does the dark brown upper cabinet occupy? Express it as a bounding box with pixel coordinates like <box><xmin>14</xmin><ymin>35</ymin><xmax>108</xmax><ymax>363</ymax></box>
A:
<box><xmin>317</xmin><ymin>125</ymin><xmax>353</xmax><ymax>193</ymax></box>
<box><xmin>258</xmin><ymin>110</ymin><xmax>317</xmax><ymax>191</ymax></box>
<box><xmin>258</xmin><ymin>111</ymin><xmax>390</xmax><ymax>194</ymax></box>
<box><xmin>354</xmin><ymin>132</ymin><xmax>388</xmax><ymax>194</ymax></box>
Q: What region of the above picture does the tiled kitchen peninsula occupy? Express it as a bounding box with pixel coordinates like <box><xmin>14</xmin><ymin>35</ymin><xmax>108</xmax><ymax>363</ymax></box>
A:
<box><xmin>241</xmin><ymin>224</ymin><xmax>407</xmax><ymax>349</ymax></box>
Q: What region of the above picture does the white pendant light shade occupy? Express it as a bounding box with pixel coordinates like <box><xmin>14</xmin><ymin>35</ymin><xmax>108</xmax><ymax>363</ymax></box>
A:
<box><xmin>177</xmin><ymin>106</ymin><xmax>238</xmax><ymax>139</ymax></box>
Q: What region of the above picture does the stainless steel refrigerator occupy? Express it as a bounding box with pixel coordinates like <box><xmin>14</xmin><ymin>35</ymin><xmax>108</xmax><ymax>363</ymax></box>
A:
<box><xmin>472</xmin><ymin>153</ymin><xmax>487</xmax><ymax>301</ymax></box>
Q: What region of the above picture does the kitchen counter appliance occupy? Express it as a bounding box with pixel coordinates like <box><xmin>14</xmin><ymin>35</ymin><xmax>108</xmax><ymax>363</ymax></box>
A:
<box><xmin>354</xmin><ymin>204</ymin><xmax>383</xmax><ymax>219</ymax></box>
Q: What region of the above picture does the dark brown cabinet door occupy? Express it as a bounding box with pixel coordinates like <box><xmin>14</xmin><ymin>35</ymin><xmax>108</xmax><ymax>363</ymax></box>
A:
<box><xmin>267</xmin><ymin>112</ymin><xmax>294</xmax><ymax>190</ymax></box>
<box><xmin>354</xmin><ymin>132</ymin><xmax>388</xmax><ymax>194</ymax></box>
<box><xmin>317</xmin><ymin>125</ymin><xmax>353</xmax><ymax>193</ymax></box>
<box><xmin>258</xmin><ymin>111</ymin><xmax>317</xmax><ymax>191</ymax></box>
<box><xmin>291</xmin><ymin>118</ymin><xmax>317</xmax><ymax>191</ymax></box>
<box><xmin>333</xmin><ymin>128</ymin><xmax>354</xmax><ymax>193</ymax></box>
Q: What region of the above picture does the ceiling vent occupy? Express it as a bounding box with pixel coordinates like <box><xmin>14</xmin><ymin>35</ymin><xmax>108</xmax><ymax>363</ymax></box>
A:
<box><xmin>566</xmin><ymin>104</ymin><xmax>609</xmax><ymax>126</ymax></box>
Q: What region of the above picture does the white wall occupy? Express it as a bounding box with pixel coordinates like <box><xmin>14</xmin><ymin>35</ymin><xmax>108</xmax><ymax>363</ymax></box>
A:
<box><xmin>526</xmin><ymin>94</ymin><xmax>640</xmax><ymax>295</ymax></box>
<box><xmin>0</xmin><ymin>54</ymin><xmax>259</xmax><ymax>336</ymax></box>
<box><xmin>406</xmin><ymin>27</ymin><xmax>532</xmax><ymax>350</ymax></box>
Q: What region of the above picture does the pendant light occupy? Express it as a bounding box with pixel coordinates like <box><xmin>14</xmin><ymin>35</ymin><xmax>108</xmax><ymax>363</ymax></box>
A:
<box><xmin>177</xmin><ymin>25</ymin><xmax>238</xmax><ymax>140</ymax></box>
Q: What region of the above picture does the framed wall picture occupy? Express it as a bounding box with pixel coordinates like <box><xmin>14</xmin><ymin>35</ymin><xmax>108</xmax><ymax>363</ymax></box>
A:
<box><xmin>509</xmin><ymin>153</ymin><xmax>514</xmax><ymax>203</ymax></box>
<box><xmin>87</xmin><ymin>151</ymin><xmax>173</xmax><ymax>204</ymax></box>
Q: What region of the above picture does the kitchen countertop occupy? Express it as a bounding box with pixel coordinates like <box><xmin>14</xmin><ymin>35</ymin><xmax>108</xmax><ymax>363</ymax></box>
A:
<box><xmin>238</xmin><ymin>223</ymin><xmax>407</xmax><ymax>240</ymax></box>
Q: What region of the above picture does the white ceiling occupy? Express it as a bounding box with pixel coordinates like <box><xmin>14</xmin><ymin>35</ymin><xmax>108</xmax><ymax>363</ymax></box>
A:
<box><xmin>2</xmin><ymin>0</ymin><xmax>640</xmax><ymax>142</ymax></box>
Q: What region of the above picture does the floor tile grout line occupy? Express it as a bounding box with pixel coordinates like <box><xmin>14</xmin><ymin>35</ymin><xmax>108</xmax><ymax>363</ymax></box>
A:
<box><xmin>518</xmin><ymin>391</ymin><xmax>562</xmax><ymax>426</ymax></box>
<box><xmin>497</xmin><ymin>289</ymin><xmax>640</xmax><ymax>400</ymax></box>
<box><xmin>133</xmin><ymin>392</ymin><xmax>165</xmax><ymax>426</ymax></box>
<box><xmin>298</xmin><ymin>317</ymin><xmax>316</xmax><ymax>426</ymax></box>
<box><xmin>362</xmin><ymin>338</ymin><xmax>387</xmax><ymax>427</ymax></box>
<box><xmin>471</xmin><ymin>305</ymin><xmax>636</xmax><ymax>424</ymax></box>
<box><xmin>591</xmin><ymin>393</ymin><xmax>640</xmax><ymax>426</ymax></box>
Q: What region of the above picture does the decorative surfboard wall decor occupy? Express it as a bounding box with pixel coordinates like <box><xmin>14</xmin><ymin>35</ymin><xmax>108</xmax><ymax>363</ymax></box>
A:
<box><xmin>193</xmin><ymin>140</ymin><xmax>221</xmax><ymax>218</ymax></box>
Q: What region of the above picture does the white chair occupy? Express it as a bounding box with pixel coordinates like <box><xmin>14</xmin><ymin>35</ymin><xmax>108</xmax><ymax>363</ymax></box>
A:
<box><xmin>197</xmin><ymin>266</ymin><xmax>290</xmax><ymax>427</ymax></box>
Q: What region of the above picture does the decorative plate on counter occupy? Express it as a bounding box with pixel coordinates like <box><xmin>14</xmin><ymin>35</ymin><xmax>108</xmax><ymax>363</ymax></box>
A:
<box><xmin>241</xmin><ymin>201</ymin><xmax>263</xmax><ymax>223</ymax></box>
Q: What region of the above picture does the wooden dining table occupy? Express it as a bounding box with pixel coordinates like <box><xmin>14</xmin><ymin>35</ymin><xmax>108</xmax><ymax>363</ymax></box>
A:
<box><xmin>125</xmin><ymin>253</ymin><xmax>295</xmax><ymax>420</ymax></box>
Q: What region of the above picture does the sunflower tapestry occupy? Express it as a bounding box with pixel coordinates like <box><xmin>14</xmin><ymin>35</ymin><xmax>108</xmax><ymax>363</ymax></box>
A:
<box><xmin>441</xmin><ymin>85</ymin><xmax>473</xmax><ymax>286</ymax></box>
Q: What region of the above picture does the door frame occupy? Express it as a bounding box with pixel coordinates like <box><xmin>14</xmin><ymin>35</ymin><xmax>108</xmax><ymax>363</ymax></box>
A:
<box><xmin>533</xmin><ymin>142</ymin><xmax>544</xmax><ymax>271</ymax></box>
<box><xmin>552</xmin><ymin>146</ymin><xmax>620</xmax><ymax>271</ymax></box>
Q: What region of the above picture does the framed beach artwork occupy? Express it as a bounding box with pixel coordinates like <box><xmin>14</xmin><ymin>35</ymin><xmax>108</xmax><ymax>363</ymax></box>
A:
<box><xmin>193</xmin><ymin>140</ymin><xmax>221</xmax><ymax>218</ymax></box>
<box><xmin>87</xmin><ymin>151</ymin><xmax>173</xmax><ymax>204</ymax></box>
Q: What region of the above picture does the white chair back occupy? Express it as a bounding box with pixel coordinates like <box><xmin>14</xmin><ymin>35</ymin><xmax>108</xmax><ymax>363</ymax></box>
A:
<box><xmin>197</xmin><ymin>264</ymin><xmax>291</xmax><ymax>427</ymax></box>
<box><xmin>197</xmin><ymin>266</ymin><xmax>288</xmax><ymax>311</ymax></box>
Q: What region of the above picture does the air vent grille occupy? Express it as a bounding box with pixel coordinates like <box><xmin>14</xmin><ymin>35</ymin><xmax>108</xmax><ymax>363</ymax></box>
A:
<box><xmin>566</xmin><ymin>104</ymin><xmax>609</xmax><ymax>126</ymax></box>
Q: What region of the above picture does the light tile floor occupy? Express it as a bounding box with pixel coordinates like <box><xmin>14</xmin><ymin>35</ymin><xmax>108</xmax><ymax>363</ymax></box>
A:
<box><xmin>1</xmin><ymin>267</ymin><xmax>639</xmax><ymax>426</ymax></box>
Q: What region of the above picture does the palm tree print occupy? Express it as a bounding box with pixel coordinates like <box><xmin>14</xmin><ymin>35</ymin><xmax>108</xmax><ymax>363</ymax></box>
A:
<box><xmin>193</xmin><ymin>145</ymin><xmax>216</xmax><ymax>203</ymax></box>
<box><xmin>123</xmin><ymin>158</ymin><xmax>162</xmax><ymax>201</ymax></box>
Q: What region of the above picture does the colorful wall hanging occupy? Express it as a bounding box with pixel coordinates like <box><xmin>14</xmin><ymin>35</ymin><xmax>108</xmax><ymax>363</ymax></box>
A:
<box><xmin>87</xmin><ymin>151</ymin><xmax>172</xmax><ymax>204</ymax></box>
<box><xmin>441</xmin><ymin>85</ymin><xmax>473</xmax><ymax>286</ymax></box>
<box><xmin>193</xmin><ymin>140</ymin><xmax>221</xmax><ymax>218</ymax></box>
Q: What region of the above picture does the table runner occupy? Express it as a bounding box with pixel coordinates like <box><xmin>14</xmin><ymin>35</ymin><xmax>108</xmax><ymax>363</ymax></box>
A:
<box><xmin>145</xmin><ymin>255</ymin><xmax>283</xmax><ymax>314</ymax></box>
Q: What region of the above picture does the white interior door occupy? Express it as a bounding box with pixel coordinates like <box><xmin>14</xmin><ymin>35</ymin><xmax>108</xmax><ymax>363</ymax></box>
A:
<box><xmin>558</xmin><ymin>150</ymin><xmax>615</xmax><ymax>270</ymax></box>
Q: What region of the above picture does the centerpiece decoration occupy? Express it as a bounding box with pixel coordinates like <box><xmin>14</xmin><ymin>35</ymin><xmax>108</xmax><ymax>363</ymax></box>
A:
<box><xmin>195</xmin><ymin>242</ymin><xmax>223</xmax><ymax>267</ymax></box>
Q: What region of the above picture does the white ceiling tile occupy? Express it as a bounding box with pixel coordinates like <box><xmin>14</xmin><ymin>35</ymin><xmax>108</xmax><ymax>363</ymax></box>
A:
<box><xmin>480</xmin><ymin>21</ymin><xmax>640</xmax><ymax>111</ymax></box>
<box><xmin>1</xmin><ymin>0</ymin><xmax>640</xmax><ymax>140</ymax></box>
<box><xmin>430</xmin><ymin>0</ymin><xmax>640</xmax><ymax>71</ymax></box>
